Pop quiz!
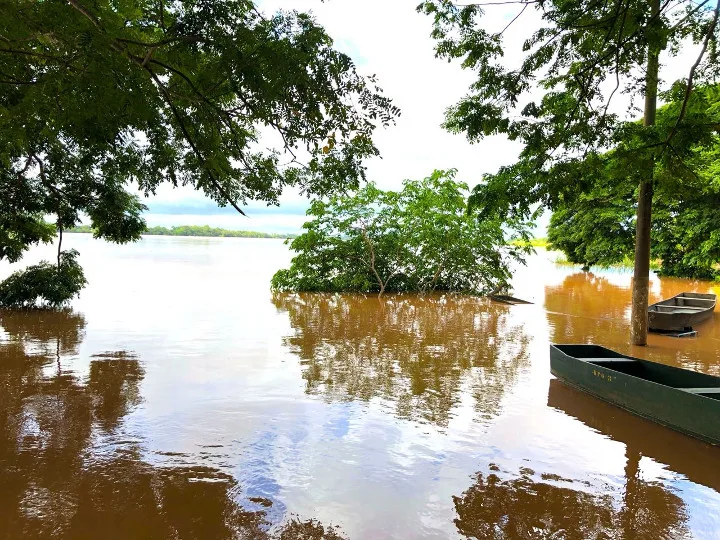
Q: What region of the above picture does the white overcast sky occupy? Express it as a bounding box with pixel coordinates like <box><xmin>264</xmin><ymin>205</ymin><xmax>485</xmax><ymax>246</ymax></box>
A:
<box><xmin>142</xmin><ymin>0</ymin><xmax>698</xmax><ymax>234</ymax></box>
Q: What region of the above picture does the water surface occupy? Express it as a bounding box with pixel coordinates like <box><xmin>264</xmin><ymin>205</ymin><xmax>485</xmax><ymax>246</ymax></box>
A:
<box><xmin>1</xmin><ymin>236</ymin><xmax>719</xmax><ymax>538</ymax></box>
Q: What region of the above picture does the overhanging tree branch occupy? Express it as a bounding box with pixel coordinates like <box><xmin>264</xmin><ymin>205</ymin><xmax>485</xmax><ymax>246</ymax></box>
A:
<box><xmin>664</xmin><ymin>0</ymin><xmax>720</xmax><ymax>148</ymax></box>
<box><xmin>146</xmin><ymin>69</ymin><xmax>248</xmax><ymax>216</ymax></box>
<box><xmin>65</xmin><ymin>0</ymin><xmax>100</xmax><ymax>28</ymax></box>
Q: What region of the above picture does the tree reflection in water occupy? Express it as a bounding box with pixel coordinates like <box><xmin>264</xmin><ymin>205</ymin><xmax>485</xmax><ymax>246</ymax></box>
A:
<box><xmin>273</xmin><ymin>292</ymin><xmax>531</xmax><ymax>427</ymax></box>
<box><xmin>545</xmin><ymin>272</ymin><xmax>631</xmax><ymax>346</ymax></box>
<box><xmin>453</xmin><ymin>463</ymin><xmax>691</xmax><ymax>539</ymax></box>
<box><xmin>0</xmin><ymin>310</ymin><xmax>344</xmax><ymax>539</ymax></box>
<box><xmin>545</xmin><ymin>272</ymin><xmax>720</xmax><ymax>371</ymax></box>
<box><xmin>88</xmin><ymin>351</ymin><xmax>144</xmax><ymax>432</ymax></box>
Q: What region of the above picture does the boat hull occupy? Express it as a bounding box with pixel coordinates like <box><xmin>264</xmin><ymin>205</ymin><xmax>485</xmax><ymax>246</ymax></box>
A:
<box><xmin>550</xmin><ymin>344</ymin><xmax>720</xmax><ymax>445</ymax></box>
<box><xmin>648</xmin><ymin>292</ymin><xmax>716</xmax><ymax>332</ymax></box>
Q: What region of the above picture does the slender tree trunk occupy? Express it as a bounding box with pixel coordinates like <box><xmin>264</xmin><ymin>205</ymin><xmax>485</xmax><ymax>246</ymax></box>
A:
<box><xmin>429</xmin><ymin>263</ymin><xmax>443</xmax><ymax>292</ymax></box>
<box><xmin>359</xmin><ymin>225</ymin><xmax>386</xmax><ymax>297</ymax></box>
<box><xmin>631</xmin><ymin>0</ymin><xmax>661</xmax><ymax>346</ymax></box>
<box><xmin>57</xmin><ymin>223</ymin><xmax>63</xmax><ymax>270</ymax></box>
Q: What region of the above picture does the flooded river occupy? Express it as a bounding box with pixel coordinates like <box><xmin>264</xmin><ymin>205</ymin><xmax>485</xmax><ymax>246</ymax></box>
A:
<box><xmin>1</xmin><ymin>235</ymin><xmax>719</xmax><ymax>538</ymax></box>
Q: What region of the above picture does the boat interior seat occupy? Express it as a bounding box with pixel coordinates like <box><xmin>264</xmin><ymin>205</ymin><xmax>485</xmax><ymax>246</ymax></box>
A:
<box><xmin>583</xmin><ymin>358</ymin><xmax>638</xmax><ymax>363</ymax></box>
<box><xmin>678</xmin><ymin>387</ymin><xmax>720</xmax><ymax>394</ymax></box>
<box><xmin>652</xmin><ymin>306</ymin><xmax>706</xmax><ymax>312</ymax></box>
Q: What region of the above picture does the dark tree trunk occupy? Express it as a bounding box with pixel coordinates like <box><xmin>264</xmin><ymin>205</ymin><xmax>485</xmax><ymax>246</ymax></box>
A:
<box><xmin>632</xmin><ymin>179</ymin><xmax>653</xmax><ymax>345</ymax></box>
<box><xmin>57</xmin><ymin>223</ymin><xmax>63</xmax><ymax>270</ymax></box>
<box><xmin>631</xmin><ymin>0</ymin><xmax>661</xmax><ymax>346</ymax></box>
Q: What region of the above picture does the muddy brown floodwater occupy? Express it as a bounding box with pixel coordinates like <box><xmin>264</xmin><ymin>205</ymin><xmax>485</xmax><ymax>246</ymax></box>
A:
<box><xmin>1</xmin><ymin>236</ymin><xmax>719</xmax><ymax>539</ymax></box>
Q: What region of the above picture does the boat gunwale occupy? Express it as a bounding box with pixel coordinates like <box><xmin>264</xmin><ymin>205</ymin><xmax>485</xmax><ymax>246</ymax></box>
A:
<box><xmin>649</xmin><ymin>292</ymin><xmax>717</xmax><ymax>309</ymax></box>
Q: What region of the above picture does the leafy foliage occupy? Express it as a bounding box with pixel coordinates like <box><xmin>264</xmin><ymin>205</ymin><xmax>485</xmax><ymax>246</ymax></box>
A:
<box><xmin>1</xmin><ymin>0</ymin><xmax>397</xmax><ymax>304</ymax></box>
<box><xmin>417</xmin><ymin>0</ymin><xmax>720</xmax><ymax>221</ymax></box>
<box><xmin>420</xmin><ymin>0</ymin><xmax>720</xmax><ymax>342</ymax></box>
<box><xmin>651</xmin><ymin>190</ymin><xmax>720</xmax><ymax>279</ymax></box>
<box><xmin>1</xmin><ymin>0</ymin><xmax>398</xmax><ymax>263</ymax></box>
<box><xmin>0</xmin><ymin>215</ymin><xmax>56</xmax><ymax>264</ymax></box>
<box><xmin>548</xmin><ymin>176</ymin><xmax>720</xmax><ymax>279</ymax></box>
<box><xmin>271</xmin><ymin>170</ymin><xmax>532</xmax><ymax>295</ymax></box>
<box><xmin>419</xmin><ymin>0</ymin><xmax>720</xmax><ymax>210</ymax></box>
<box><xmin>546</xmin><ymin>89</ymin><xmax>720</xmax><ymax>278</ymax></box>
<box><xmin>546</xmin><ymin>151</ymin><xmax>639</xmax><ymax>270</ymax></box>
<box><xmin>0</xmin><ymin>250</ymin><xmax>87</xmax><ymax>308</ymax></box>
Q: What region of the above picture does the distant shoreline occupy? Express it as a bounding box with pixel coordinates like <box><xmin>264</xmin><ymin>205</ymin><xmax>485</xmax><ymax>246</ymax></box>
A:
<box><xmin>66</xmin><ymin>225</ymin><xmax>296</xmax><ymax>239</ymax></box>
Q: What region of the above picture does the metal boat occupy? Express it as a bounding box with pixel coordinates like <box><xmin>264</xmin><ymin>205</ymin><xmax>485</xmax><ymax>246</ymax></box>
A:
<box><xmin>648</xmin><ymin>292</ymin><xmax>716</xmax><ymax>332</ymax></box>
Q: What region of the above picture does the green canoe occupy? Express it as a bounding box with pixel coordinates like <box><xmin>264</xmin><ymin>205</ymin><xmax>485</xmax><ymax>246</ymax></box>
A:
<box><xmin>550</xmin><ymin>344</ymin><xmax>720</xmax><ymax>445</ymax></box>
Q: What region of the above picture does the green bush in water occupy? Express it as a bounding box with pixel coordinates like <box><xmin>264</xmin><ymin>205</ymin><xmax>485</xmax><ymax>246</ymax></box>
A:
<box><xmin>0</xmin><ymin>250</ymin><xmax>87</xmax><ymax>308</ymax></box>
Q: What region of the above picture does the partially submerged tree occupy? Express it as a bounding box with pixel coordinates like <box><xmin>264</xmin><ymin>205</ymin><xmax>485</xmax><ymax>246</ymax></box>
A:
<box><xmin>1</xmin><ymin>0</ymin><xmax>398</xmax><ymax>302</ymax></box>
<box><xmin>271</xmin><ymin>170</ymin><xmax>532</xmax><ymax>296</ymax></box>
<box><xmin>0</xmin><ymin>249</ymin><xmax>87</xmax><ymax>308</ymax></box>
<box><xmin>420</xmin><ymin>0</ymin><xmax>720</xmax><ymax>345</ymax></box>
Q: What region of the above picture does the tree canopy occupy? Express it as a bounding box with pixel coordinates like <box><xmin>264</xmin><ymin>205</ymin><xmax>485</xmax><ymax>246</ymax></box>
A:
<box><xmin>1</xmin><ymin>0</ymin><xmax>399</xmax><ymax>263</ymax></box>
<box><xmin>547</xmin><ymin>87</ymin><xmax>720</xmax><ymax>279</ymax></box>
<box><xmin>420</xmin><ymin>0</ymin><xmax>720</xmax><ymax>344</ymax></box>
<box><xmin>271</xmin><ymin>170</ymin><xmax>532</xmax><ymax>296</ymax></box>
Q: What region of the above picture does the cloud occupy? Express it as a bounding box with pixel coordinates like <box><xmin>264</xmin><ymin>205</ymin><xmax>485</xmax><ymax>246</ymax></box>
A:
<box><xmin>138</xmin><ymin>184</ymin><xmax>310</xmax><ymax>233</ymax></box>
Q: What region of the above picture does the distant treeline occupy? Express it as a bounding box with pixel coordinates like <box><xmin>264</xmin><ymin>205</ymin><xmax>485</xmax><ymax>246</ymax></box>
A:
<box><xmin>67</xmin><ymin>224</ymin><xmax>295</xmax><ymax>239</ymax></box>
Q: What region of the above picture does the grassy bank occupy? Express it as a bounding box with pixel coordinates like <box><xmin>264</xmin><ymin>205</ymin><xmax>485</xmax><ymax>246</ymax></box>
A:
<box><xmin>510</xmin><ymin>237</ymin><xmax>549</xmax><ymax>249</ymax></box>
<box><xmin>509</xmin><ymin>238</ymin><xmax>661</xmax><ymax>271</ymax></box>
<box><xmin>552</xmin><ymin>253</ymin><xmax>662</xmax><ymax>272</ymax></box>
<box><xmin>67</xmin><ymin>224</ymin><xmax>295</xmax><ymax>239</ymax></box>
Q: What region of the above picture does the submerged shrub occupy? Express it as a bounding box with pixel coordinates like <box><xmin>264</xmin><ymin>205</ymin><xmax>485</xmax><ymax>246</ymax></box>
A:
<box><xmin>271</xmin><ymin>170</ymin><xmax>533</xmax><ymax>296</ymax></box>
<box><xmin>0</xmin><ymin>249</ymin><xmax>87</xmax><ymax>308</ymax></box>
